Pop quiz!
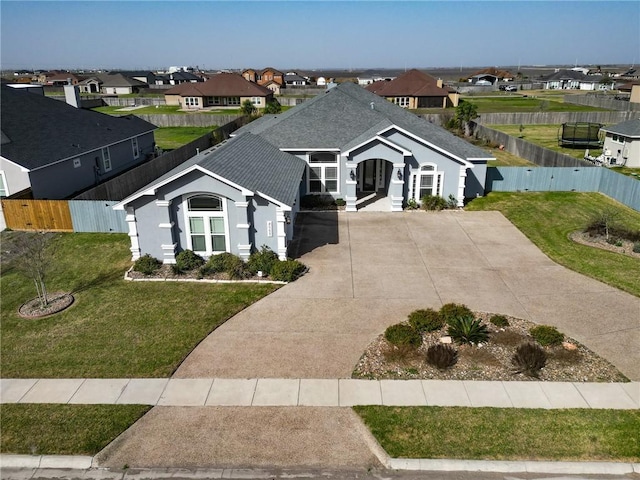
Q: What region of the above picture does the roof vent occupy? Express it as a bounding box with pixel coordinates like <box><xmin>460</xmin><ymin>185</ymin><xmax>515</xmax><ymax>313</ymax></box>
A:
<box><xmin>370</xmin><ymin>102</ymin><xmax>375</xmax><ymax>110</ymax></box>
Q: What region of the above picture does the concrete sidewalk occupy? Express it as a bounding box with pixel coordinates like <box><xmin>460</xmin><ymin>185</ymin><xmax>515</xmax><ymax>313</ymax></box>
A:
<box><xmin>2</xmin><ymin>378</ymin><xmax>638</xmax><ymax>409</ymax></box>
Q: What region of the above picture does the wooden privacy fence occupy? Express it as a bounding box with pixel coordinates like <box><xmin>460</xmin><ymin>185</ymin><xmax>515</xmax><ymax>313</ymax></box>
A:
<box><xmin>1</xmin><ymin>200</ymin><xmax>127</xmax><ymax>233</ymax></box>
<box><xmin>1</xmin><ymin>199</ymin><xmax>73</xmax><ymax>232</ymax></box>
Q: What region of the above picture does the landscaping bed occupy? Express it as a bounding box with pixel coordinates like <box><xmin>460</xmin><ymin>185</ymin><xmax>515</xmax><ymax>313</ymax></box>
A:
<box><xmin>353</xmin><ymin>308</ymin><xmax>628</xmax><ymax>382</ymax></box>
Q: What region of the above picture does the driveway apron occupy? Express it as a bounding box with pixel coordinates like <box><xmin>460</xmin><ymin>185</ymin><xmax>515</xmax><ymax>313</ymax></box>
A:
<box><xmin>176</xmin><ymin>211</ymin><xmax>639</xmax><ymax>381</ymax></box>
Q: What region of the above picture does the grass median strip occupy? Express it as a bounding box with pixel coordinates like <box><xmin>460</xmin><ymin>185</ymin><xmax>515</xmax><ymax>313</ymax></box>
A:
<box><xmin>354</xmin><ymin>406</ymin><xmax>640</xmax><ymax>462</ymax></box>
<box><xmin>465</xmin><ymin>192</ymin><xmax>640</xmax><ymax>297</ymax></box>
<box><xmin>1</xmin><ymin>404</ymin><xmax>151</xmax><ymax>455</ymax></box>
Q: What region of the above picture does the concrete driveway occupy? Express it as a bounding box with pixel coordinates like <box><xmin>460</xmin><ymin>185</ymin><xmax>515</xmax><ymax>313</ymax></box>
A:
<box><xmin>176</xmin><ymin>211</ymin><xmax>639</xmax><ymax>381</ymax></box>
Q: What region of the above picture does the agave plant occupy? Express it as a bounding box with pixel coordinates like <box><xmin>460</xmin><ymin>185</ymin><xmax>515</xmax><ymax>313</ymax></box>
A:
<box><xmin>447</xmin><ymin>314</ymin><xmax>489</xmax><ymax>345</ymax></box>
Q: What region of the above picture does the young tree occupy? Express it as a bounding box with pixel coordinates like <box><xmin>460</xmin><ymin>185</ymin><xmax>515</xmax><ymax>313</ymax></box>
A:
<box><xmin>4</xmin><ymin>231</ymin><xmax>58</xmax><ymax>308</ymax></box>
<box><xmin>454</xmin><ymin>101</ymin><xmax>478</xmax><ymax>137</ymax></box>
<box><xmin>264</xmin><ymin>99</ymin><xmax>282</xmax><ymax>114</ymax></box>
<box><xmin>241</xmin><ymin>99</ymin><xmax>257</xmax><ymax>116</ymax></box>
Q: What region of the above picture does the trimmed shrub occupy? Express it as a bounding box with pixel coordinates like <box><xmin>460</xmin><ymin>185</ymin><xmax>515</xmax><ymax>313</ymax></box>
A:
<box><xmin>634</xmin><ymin>242</ymin><xmax>640</xmax><ymax>254</ymax></box>
<box><xmin>426</xmin><ymin>344</ymin><xmax>458</xmax><ymax>370</ymax></box>
<box><xmin>133</xmin><ymin>254</ymin><xmax>161</xmax><ymax>275</ymax></box>
<box><xmin>202</xmin><ymin>252</ymin><xmax>246</xmax><ymax>278</ymax></box>
<box><xmin>335</xmin><ymin>198</ymin><xmax>346</xmax><ymax>207</ymax></box>
<box><xmin>421</xmin><ymin>194</ymin><xmax>447</xmax><ymax>211</ymax></box>
<box><xmin>490</xmin><ymin>314</ymin><xmax>510</xmax><ymax>328</ymax></box>
<box><xmin>405</xmin><ymin>198</ymin><xmax>419</xmax><ymax>210</ymax></box>
<box><xmin>408</xmin><ymin>309</ymin><xmax>444</xmax><ymax>333</ymax></box>
<box><xmin>439</xmin><ymin>303</ymin><xmax>473</xmax><ymax>325</ymax></box>
<box><xmin>175</xmin><ymin>250</ymin><xmax>205</xmax><ymax>272</ymax></box>
<box><xmin>270</xmin><ymin>259</ymin><xmax>306</xmax><ymax>282</ymax></box>
<box><xmin>512</xmin><ymin>342</ymin><xmax>547</xmax><ymax>378</ymax></box>
<box><xmin>384</xmin><ymin>323</ymin><xmax>422</xmax><ymax>348</ymax></box>
<box><xmin>529</xmin><ymin>325</ymin><xmax>564</xmax><ymax>346</ymax></box>
<box><xmin>447</xmin><ymin>315</ymin><xmax>489</xmax><ymax>345</ymax></box>
<box><xmin>247</xmin><ymin>246</ymin><xmax>279</xmax><ymax>276</ymax></box>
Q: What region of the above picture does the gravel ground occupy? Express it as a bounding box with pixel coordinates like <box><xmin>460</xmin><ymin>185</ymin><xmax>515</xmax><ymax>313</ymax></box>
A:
<box><xmin>570</xmin><ymin>231</ymin><xmax>640</xmax><ymax>259</ymax></box>
<box><xmin>353</xmin><ymin>312</ymin><xmax>629</xmax><ymax>382</ymax></box>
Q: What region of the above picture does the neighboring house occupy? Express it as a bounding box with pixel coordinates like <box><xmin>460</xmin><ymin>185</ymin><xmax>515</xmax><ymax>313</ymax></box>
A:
<box><xmin>78</xmin><ymin>77</ymin><xmax>101</xmax><ymax>94</ymax></box>
<box><xmin>37</xmin><ymin>71</ymin><xmax>81</xmax><ymax>86</ymax></box>
<box><xmin>469</xmin><ymin>74</ymin><xmax>498</xmax><ymax>85</ymax></box>
<box><xmin>600</xmin><ymin>119</ymin><xmax>640</xmax><ymax>168</ymax></box>
<box><xmin>96</xmin><ymin>73</ymin><xmax>148</xmax><ymax>94</ymax></box>
<box><xmin>468</xmin><ymin>67</ymin><xmax>515</xmax><ymax>82</ymax></box>
<box><xmin>116</xmin><ymin>82</ymin><xmax>493</xmax><ymax>264</ymax></box>
<box><xmin>284</xmin><ymin>73</ymin><xmax>308</xmax><ymax>86</ymax></box>
<box><xmin>242</xmin><ymin>68</ymin><xmax>285</xmax><ymax>87</ymax></box>
<box><xmin>365</xmin><ymin>69</ymin><xmax>459</xmax><ymax>108</ymax></box>
<box><xmin>114</xmin><ymin>133</ymin><xmax>306</xmax><ymax>263</ymax></box>
<box><xmin>118</xmin><ymin>71</ymin><xmax>159</xmax><ymax>85</ymax></box>
<box><xmin>0</xmin><ymin>85</ymin><xmax>156</xmax><ymax>199</ymax></box>
<box><xmin>540</xmin><ymin>70</ymin><xmax>612</xmax><ymax>91</ymax></box>
<box><xmin>164</xmin><ymin>73</ymin><xmax>274</xmax><ymax>110</ymax></box>
<box><xmin>155</xmin><ymin>71</ymin><xmax>204</xmax><ymax>85</ymax></box>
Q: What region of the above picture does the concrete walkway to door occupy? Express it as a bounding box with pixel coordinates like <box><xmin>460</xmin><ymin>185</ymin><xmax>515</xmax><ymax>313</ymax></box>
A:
<box><xmin>176</xmin><ymin>211</ymin><xmax>640</xmax><ymax>381</ymax></box>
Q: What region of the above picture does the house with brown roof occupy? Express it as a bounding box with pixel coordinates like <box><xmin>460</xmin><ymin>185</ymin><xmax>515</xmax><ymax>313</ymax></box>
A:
<box><xmin>468</xmin><ymin>67</ymin><xmax>515</xmax><ymax>83</ymax></box>
<box><xmin>365</xmin><ymin>69</ymin><xmax>459</xmax><ymax>109</ymax></box>
<box><xmin>164</xmin><ymin>73</ymin><xmax>274</xmax><ymax>110</ymax></box>
<box><xmin>242</xmin><ymin>68</ymin><xmax>284</xmax><ymax>87</ymax></box>
<box><xmin>37</xmin><ymin>71</ymin><xmax>82</xmax><ymax>86</ymax></box>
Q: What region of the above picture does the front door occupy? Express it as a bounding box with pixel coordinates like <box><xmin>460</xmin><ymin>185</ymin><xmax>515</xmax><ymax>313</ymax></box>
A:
<box><xmin>362</xmin><ymin>160</ymin><xmax>376</xmax><ymax>192</ymax></box>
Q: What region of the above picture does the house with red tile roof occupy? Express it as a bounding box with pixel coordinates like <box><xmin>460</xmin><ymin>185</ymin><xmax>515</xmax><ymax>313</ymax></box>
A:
<box><xmin>164</xmin><ymin>73</ymin><xmax>274</xmax><ymax>110</ymax></box>
<box><xmin>365</xmin><ymin>69</ymin><xmax>459</xmax><ymax>109</ymax></box>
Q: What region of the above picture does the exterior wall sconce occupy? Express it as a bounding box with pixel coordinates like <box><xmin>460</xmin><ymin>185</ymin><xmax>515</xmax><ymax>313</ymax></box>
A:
<box><xmin>397</xmin><ymin>169</ymin><xmax>403</xmax><ymax>180</ymax></box>
<box><xmin>350</xmin><ymin>170</ymin><xmax>356</xmax><ymax>181</ymax></box>
<box><xmin>284</xmin><ymin>214</ymin><xmax>291</xmax><ymax>224</ymax></box>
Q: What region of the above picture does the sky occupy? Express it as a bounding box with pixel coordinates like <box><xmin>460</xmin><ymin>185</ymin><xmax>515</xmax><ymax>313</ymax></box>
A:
<box><xmin>1</xmin><ymin>0</ymin><xmax>638</xmax><ymax>71</ymax></box>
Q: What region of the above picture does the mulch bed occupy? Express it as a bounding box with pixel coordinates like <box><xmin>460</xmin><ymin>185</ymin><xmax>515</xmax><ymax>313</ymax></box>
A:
<box><xmin>18</xmin><ymin>292</ymin><xmax>74</xmax><ymax>318</ymax></box>
<box><xmin>125</xmin><ymin>265</ymin><xmax>285</xmax><ymax>283</ymax></box>
<box><xmin>570</xmin><ymin>231</ymin><xmax>640</xmax><ymax>259</ymax></box>
<box><xmin>353</xmin><ymin>312</ymin><xmax>628</xmax><ymax>382</ymax></box>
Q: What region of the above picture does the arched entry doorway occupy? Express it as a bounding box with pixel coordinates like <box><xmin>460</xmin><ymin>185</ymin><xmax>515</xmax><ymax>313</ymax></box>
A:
<box><xmin>356</xmin><ymin>158</ymin><xmax>392</xmax><ymax>195</ymax></box>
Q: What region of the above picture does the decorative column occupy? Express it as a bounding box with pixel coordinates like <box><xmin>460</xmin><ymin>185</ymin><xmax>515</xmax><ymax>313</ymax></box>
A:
<box><xmin>125</xmin><ymin>206</ymin><xmax>141</xmax><ymax>260</ymax></box>
<box><xmin>234</xmin><ymin>197</ymin><xmax>252</xmax><ymax>260</ymax></box>
<box><xmin>389</xmin><ymin>162</ymin><xmax>405</xmax><ymax>212</ymax></box>
<box><xmin>155</xmin><ymin>199</ymin><xmax>177</xmax><ymax>264</ymax></box>
<box><xmin>457</xmin><ymin>166</ymin><xmax>467</xmax><ymax>207</ymax></box>
<box><xmin>275</xmin><ymin>207</ymin><xmax>288</xmax><ymax>260</ymax></box>
<box><xmin>344</xmin><ymin>157</ymin><xmax>358</xmax><ymax>212</ymax></box>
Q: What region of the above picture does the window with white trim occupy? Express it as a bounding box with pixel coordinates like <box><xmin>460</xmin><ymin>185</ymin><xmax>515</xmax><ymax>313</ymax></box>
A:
<box><xmin>184</xmin><ymin>97</ymin><xmax>199</xmax><ymax>107</ymax></box>
<box><xmin>392</xmin><ymin>97</ymin><xmax>410</xmax><ymax>108</ymax></box>
<box><xmin>131</xmin><ymin>137</ymin><xmax>139</xmax><ymax>158</ymax></box>
<box><xmin>308</xmin><ymin>152</ymin><xmax>338</xmax><ymax>193</ymax></box>
<box><xmin>0</xmin><ymin>172</ymin><xmax>7</xmax><ymax>198</ymax></box>
<box><xmin>251</xmin><ymin>97</ymin><xmax>261</xmax><ymax>105</ymax></box>
<box><xmin>410</xmin><ymin>164</ymin><xmax>443</xmax><ymax>201</ymax></box>
<box><xmin>226</xmin><ymin>97</ymin><xmax>240</xmax><ymax>106</ymax></box>
<box><xmin>101</xmin><ymin>147</ymin><xmax>112</xmax><ymax>172</ymax></box>
<box><xmin>184</xmin><ymin>195</ymin><xmax>228</xmax><ymax>255</ymax></box>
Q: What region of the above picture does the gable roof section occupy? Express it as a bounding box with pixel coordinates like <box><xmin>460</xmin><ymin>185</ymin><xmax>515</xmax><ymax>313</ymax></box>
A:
<box><xmin>0</xmin><ymin>85</ymin><xmax>156</xmax><ymax>170</ymax></box>
<box><xmin>235</xmin><ymin>81</ymin><xmax>491</xmax><ymax>161</ymax></box>
<box><xmin>96</xmin><ymin>73</ymin><xmax>148</xmax><ymax>87</ymax></box>
<box><xmin>164</xmin><ymin>73</ymin><xmax>272</xmax><ymax>97</ymax></box>
<box><xmin>470</xmin><ymin>67</ymin><xmax>514</xmax><ymax>79</ymax></box>
<box><xmin>365</xmin><ymin>69</ymin><xmax>454</xmax><ymax>97</ymax></box>
<box><xmin>116</xmin><ymin>133</ymin><xmax>305</xmax><ymax>210</ymax></box>
<box><xmin>601</xmin><ymin>118</ymin><xmax>640</xmax><ymax>138</ymax></box>
<box><xmin>542</xmin><ymin>70</ymin><xmax>588</xmax><ymax>81</ymax></box>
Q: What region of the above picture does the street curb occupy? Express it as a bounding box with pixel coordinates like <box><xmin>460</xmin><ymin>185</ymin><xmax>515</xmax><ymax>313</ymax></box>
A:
<box><xmin>1</xmin><ymin>454</ymin><xmax>639</xmax><ymax>474</ymax></box>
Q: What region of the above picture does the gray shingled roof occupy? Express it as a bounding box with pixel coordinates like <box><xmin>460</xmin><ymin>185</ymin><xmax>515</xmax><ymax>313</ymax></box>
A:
<box><xmin>0</xmin><ymin>85</ymin><xmax>156</xmax><ymax>170</ymax></box>
<box><xmin>601</xmin><ymin>118</ymin><xmax>640</xmax><ymax>138</ymax></box>
<box><xmin>120</xmin><ymin>133</ymin><xmax>305</xmax><ymax>208</ymax></box>
<box><xmin>234</xmin><ymin>82</ymin><xmax>492</xmax><ymax>161</ymax></box>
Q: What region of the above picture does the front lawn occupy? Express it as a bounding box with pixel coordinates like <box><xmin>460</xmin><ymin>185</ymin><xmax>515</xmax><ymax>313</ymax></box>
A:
<box><xmin>355</xmin><ymin>406</ymin><xmax>640</xmax><ymax>461</ymax></box>
<box><xmin>0</xmin><ymin>232</ymin><xmax>279</xmax><ymax>377</ymax></box>
<box><xmin>154</xmin><ymin>127</ymin><xmax>215</xmax><ymax>150</ymax></box>
<box><xmin>1</xmin><ymin>404</ymin><xmax>150</xmax><ymax>455</ymax></box>
<box><xmin>466</xmin><ymin>192</ymin><xmax>640</xmax><ymax>297</ymax></box>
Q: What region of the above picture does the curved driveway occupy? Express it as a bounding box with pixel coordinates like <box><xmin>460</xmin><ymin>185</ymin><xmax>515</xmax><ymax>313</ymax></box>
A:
<box><xmin>176</xmin><ymin>211</ymin><xmax>639</xmax><ymax>381</ymax></box>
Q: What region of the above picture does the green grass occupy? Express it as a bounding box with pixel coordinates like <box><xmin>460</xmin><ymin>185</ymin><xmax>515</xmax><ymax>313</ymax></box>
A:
<box><xmin>610</xmin><ymin>166</ymin><xmax>640</xmax><ymax>179</ymax></box>
<box><xmin>154</xmin><ymin>127</ymin><xmax>215</xmax><ymax>150</ymax></box>
<box><xmin>0</xmin><ymin>232</ymin><xmax>279</xmax><ymax>377</ymax></box>
<box><xmin>491</xmin><ymin>124</ymin><xmax>602</xmax><ymax>160</ymax></box>
<box><xmin>465</xmin><ymin>192</ymin><xmax>640</xmax><ymax>297</ymax></box>
<box><xmin>1</xmin><ymin>404</ymin><xmax>151</xmax><ymax>455</ymax></box>
<box><xmin>92</xmin><ymin>105</ymin><xmax>184</xmax><ymax>115</ymax></box>
<box><xmin>464</xmin><ymin>96</ymin><xmax>607</xmax><ymax>113</ymax></box>
<box><xmin>354</xmin><ymin>406</ymin><xmax>640</xmax><ymax>461</ymax></box>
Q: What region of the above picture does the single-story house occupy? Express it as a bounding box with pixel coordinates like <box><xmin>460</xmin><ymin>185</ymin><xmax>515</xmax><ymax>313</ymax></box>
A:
<box><xmin>96</xmin><ymin>73</ymin><xmax>148</xmax><ymax>95</ymax></box>
<box><xmin>116</xmin><ymin>82</ymin><xmax>493</xmax><ymax>263</ymax></box>
<box><xmin>78</xmin><ymin>77</ymin><xmax>101</xmax><ymax>94</ymax></box>
<box><xmin>114</xmin><ymin>133</ymin><xmax>305</xmax><ymax>263</ymax></box>
<box><xmin>365</xmin><ymin>69</ymin><xmax>459</xmax><ymax>108</ymax></box>
<box><xmin>284</xmin><ymin>73</ymin><xmax>308</xmax><ymax>86</ymax></box>
<box><xmin>541</xmin><ymin>70</ymin><xmax>613</xmax><ymax>91</ymax></box>
<box><xmin>0</xmin><ymin>85</ymin><xmax>156</xmax><ymax>199</ymax></box>
<box><xmin>164</xmin><ymin>73</ymin><xmax>274</xmax><ymax>110</ymax></box>
<box><xmin>468</xmin><ymin>68</ymin><xmax>515</xmax><ymax>82</ymax></box>
<box><xmin>600</xmin><ymin>119</ymin><xmax>640</xmax><ymax>167</ymax></box>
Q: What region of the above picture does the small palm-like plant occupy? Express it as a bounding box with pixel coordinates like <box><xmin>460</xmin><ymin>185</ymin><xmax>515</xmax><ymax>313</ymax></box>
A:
<box><xmin>426</xmin><ymin>344</ymin><xmax>458</xmax><ymax>370</ymax></box>
<box><xmin>447</xmin><ymin>315</ymin><xmax>489</xmax><ymax>345</ymax></box>
<box><xmin>512</xmin><ymin>342</ymin><xmax>547</xmax><ymax>378</ymax></box>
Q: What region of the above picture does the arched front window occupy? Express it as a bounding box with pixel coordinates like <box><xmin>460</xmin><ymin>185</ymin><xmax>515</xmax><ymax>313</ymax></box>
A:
<box><xmin>184</xmin><ymin>195</ymin><xmax>228</xmax><ymax>255</ymax></box>
<box><xmin>410</xmin><ymin>164</ymin><xmax>443</xmax><ymax>201</ymax></box>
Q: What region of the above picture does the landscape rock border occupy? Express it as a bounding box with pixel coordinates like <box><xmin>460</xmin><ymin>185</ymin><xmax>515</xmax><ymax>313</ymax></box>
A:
<box><xmin>18</xmin><ymin>292</ymin><xmax>74</xmax><ymax>319</ymax></box>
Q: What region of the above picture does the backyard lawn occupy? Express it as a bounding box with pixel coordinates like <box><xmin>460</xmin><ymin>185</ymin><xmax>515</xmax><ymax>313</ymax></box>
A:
<box><xmin>355</xmin><ymin>406</ymin><xmax>640</xmax><ymax>462</ymax></box>
<box><xmin>0</xmin><ymin>232</ymin><xmax>279</xmax><ymax>378</ymax></box>
<box><xmin>491</xmin><ymin>124</ymin><xmax>602</xmax><ymax>160</ymax></box>
<box><xmin>463</xmin><ymin>96</ymin><xmax>606</xmax><ymax>114</ymax></box>
<box><xmin>466</xmin><ymin>192</ymin><xmax>640</xmax><ymax>297</ymax></box>
<box><xmin>154</xmin><ymin>127</ymin><xmax>215</xmax><ymax>150</ymax></box>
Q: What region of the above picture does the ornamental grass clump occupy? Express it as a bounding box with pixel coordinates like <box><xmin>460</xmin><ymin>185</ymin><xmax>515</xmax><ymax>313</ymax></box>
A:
<box><xmin>512</xmin><ymin>342</ymin><xmax>547</xmax><ymax>378</ymax></box>
<box><xmin>384</xmin><ymin>323</ymin><xmax>422</xmax><ymax>348</ymax></box>
<box><xmin>529</xmin><ymin>325</ymin><xmax>564</xmax><ymax>346</ymax></box>
<box><xmin>447</xmin><ymin>315</ymin><xmax>489</xmax><ymax>345</ymax></box>
<box><xmin>426</xmin><ymin>344</ymin><xmax>458</xmax><ymax>370</ymax></box>
<box><xmin>439</xmin><ymin>303</ymin><xmax>474</xmax><ymax>325</ymax></box>
<box><xmin>408</xmin><ymin>309</ymin><xmax>444</xmax><ymax>333</ymax></box>
<box><xmin>490</xmin><ymin>314</ymin><xmax>510</xmax><ymax>328</ymax></box>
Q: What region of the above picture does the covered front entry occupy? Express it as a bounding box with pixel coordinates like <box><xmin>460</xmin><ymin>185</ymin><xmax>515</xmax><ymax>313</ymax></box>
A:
<box><xmin>357</xmin><ymin>159</ymin><xmax>387</xmax><ymax>193</ymax></box>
